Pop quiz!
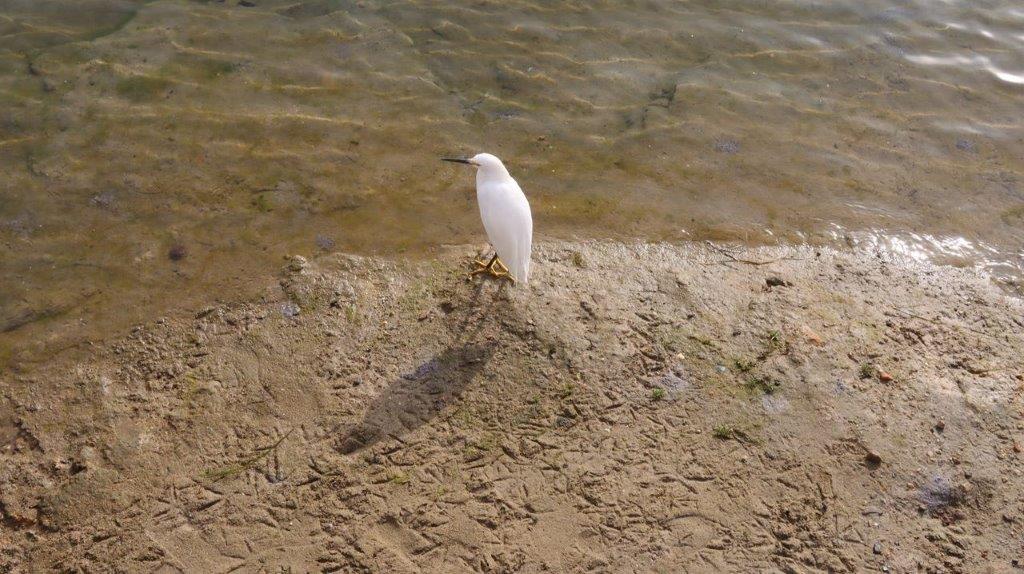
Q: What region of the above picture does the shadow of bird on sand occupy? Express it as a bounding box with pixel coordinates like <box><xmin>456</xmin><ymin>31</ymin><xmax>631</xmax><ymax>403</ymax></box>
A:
<box><xmin>335</xmin><ymin>274</ymin><xmax>512</xmax><ymax>456</ymax></box>
<box><xmin>335</xmin><ymin>284</ymin><xmax>502</xmax><ymax>455</ymax></box>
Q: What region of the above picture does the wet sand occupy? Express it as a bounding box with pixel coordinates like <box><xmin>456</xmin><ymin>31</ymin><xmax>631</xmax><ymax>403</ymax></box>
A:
<box><xmin>2</xmin><ymin>240</ymin><xmax>1022</xmax><ymax>572</ymax></box>
<box><xmin>4</xmin><ymin>0</ymin><xmax>1024</xmax><ymax>368</ymax></box>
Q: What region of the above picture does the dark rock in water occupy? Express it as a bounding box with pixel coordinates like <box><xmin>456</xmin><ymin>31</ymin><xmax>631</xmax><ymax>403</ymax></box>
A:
<box><xmin>277</xmin><ymin>0</ymin><xmax>338</xmax><ymax>19</ymax></box>
<box><xmin>493</xmin><ymin>66</ymin><xmax>518</xmax><ymax>94</ymax></box>
<box><xmin>3</xmin><ymin>307</ymin><xmax>62</xmax><ymax>333</ymax></box>
<box><xmin>491</xmin><ymin>110</ymin><xmax>520</xmax><ymax>121</ymax></box>
<box><xmin>869</xmin><ymin>7</ymin><xmax>913</xmax><ymax>24</ymax></box>
<box><xmin>239</xmin><ymin>0</ymin><xmax>256</xmax><ymax>6</ymax></box>
<box><xmin>714</xmin><ymin>139</ymin><xmax>740</xmax><ymax>154</ymax></box>
<box><xmin>89</xmin><ymin>191</ymin><xmax>116</xmax><ymax>209</ymax></box>
<box><xmin>2</xmin><ymin>213</ymin><xmax>39</xmax><ymax>237</ymax></box>
<box><xmin>649</xmin><ymin>84</ymin><xmax>677</xmax><ymax>108</ymax></box>
<box><xmin>955</xmin><ymin>138</ymin><xmax>976</xmax><ymax>152</ymax></box>
<box><xmin>315</xmin><ymin>234</ymin><xmax>335</xmax><ymax>251</ymax></box>
<box><xmin>168</xmin><ymin>244</ymin><xmax>187</xmax><ymax>261</ymax></box>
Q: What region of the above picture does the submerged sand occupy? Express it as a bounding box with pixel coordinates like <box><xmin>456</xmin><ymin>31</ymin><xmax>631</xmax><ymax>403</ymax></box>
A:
<box><xmin>2</xmin><ymin>241</ymin><xmax>1023</xmax><ymax>572</ymax></box>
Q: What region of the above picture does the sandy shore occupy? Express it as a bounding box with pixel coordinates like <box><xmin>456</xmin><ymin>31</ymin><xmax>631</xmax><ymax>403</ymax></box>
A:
<box><xmin>2</xmin><ymin>240</ymin><xmax>1023</xmax><ymax>573</ymax></box>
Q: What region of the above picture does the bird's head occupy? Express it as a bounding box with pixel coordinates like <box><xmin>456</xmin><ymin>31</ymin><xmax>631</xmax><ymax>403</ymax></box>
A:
<box><xmin>442</xmin><ymin>152</ymin><xmax>509</xmax><ymax>178</ymax></box>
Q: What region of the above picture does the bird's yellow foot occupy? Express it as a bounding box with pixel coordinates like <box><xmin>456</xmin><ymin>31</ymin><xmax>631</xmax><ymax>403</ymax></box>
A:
<box><xmin>468</xmin><ymin>255</ymin><xmax>515</xmax><ymax>283</ymax></box>
<box><xmin>468</xmin><ymin>254</ymin><xmax>497</xmax><ymax>279</ymax></box>
<box><xmin>490</xmin><ymin>267</ymin><xmax>515</xmax><ymax>283</ymax></box>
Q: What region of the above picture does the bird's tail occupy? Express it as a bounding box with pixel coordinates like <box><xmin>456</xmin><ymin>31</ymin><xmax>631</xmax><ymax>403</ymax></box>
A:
<box><xmin>512</xmin><ymin>255</ymin><xmax>529</xmax><ymax>286</ymax></box>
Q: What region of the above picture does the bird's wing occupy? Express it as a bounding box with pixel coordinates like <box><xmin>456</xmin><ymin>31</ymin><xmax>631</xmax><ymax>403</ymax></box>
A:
<box><xmin>478</xmin><ymin>179</ymin><xmax>533</xmax><ymax>285</ymax></box>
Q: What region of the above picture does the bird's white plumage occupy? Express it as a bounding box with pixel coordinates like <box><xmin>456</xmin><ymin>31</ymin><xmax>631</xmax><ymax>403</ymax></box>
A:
<box><xmin>471</xmin><ymin>153</ymin><xmax>532</xmax><ymax>285</ymax></box>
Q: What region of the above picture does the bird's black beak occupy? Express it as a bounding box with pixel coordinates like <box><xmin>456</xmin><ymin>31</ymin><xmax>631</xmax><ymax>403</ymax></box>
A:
<box><xmin>441</xmin><ymin>158</ymin><xmax>473</xmax><ymax>165</ymax></box>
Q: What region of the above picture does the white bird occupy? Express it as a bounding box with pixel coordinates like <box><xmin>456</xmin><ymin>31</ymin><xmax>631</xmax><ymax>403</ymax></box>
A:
<box><xmin>443</xmin><ymin>153</ymin><xmax>532</xmax><ymax>285</ymax></box>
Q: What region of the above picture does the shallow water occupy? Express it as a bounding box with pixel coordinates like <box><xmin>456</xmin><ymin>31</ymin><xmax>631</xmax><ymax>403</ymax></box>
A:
<box><xmin>2</xmin><ymin>0</ymin><xmax>1022</xmax><ymax>364</ymax></box>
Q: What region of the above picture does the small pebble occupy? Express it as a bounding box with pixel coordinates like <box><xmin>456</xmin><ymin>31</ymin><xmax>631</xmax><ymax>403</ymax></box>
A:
<box><xmin>315</xmin><ymin>235</ymin><xmax>335</xmax><ymax>251</ymax></box>
<box><xmin>89</xmin><ymin>191</ymin><xmax>116</xmax><ymax>209</ymax></box>
<box><xmin>878</xmin><ymin>370</ymin><xmax>893</xmax><ymax>382</ymax></box>
<box><xmin>873</xmin><ymin>541</ymin><xmax>883</xmax><ymax>554</ymax></box>
<box><xmin>934</xmin><ymin>421</ymin><xmax>945</xmax><ymax>432</ymax></box>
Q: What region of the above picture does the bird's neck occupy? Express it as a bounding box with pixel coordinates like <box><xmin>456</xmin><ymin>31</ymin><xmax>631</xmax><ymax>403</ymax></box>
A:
<box><xmin>476</xmin><ymin>165</ymin><xmax>511</xmax><ymax>184</ymax></box>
